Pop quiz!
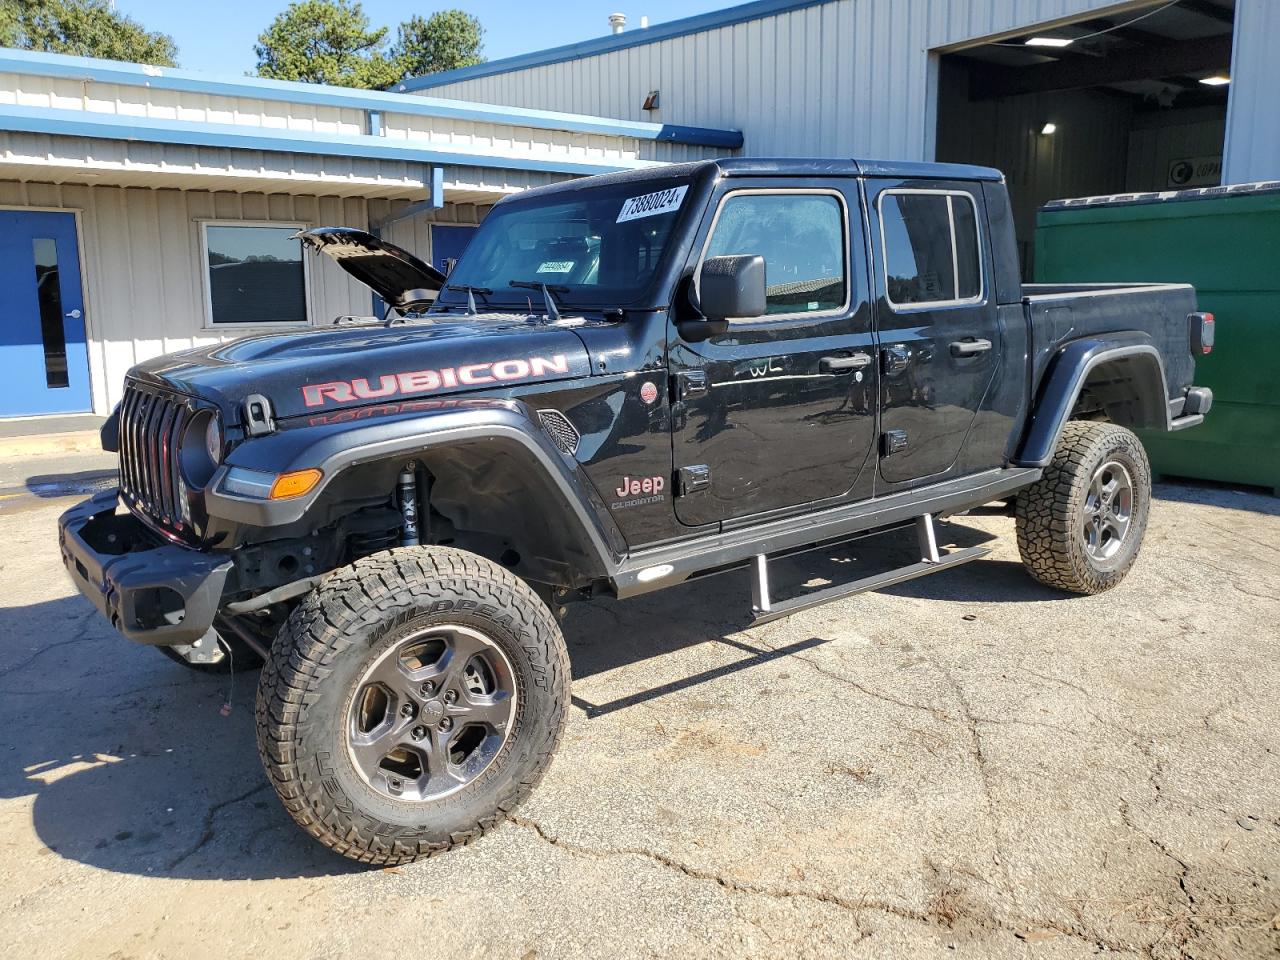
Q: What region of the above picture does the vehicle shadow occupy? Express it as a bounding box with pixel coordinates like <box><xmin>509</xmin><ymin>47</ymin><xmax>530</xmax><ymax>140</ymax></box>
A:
<box><xmin>0</xmin><ymin>594</ymin><xmax>364</xmax><ymax>881</ymax></box>
<box><xmin>2</xmin><ymin>521</ymin><xmax>1047</xmax><ymax>881</ymax></box>
<box><xmin>1154</xmin><ymin>479</ymin><xmax>1279</xmax><ymax>515</ymax></box>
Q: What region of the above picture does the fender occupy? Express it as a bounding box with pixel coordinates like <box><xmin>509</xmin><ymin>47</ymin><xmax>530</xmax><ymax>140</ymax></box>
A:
<box><xmin>1014</xmin><ymin>331</ymin><xmax>1170</xmax><ymax>468</ymax></box>
<box><xmin>203</xmin><ymin>399</ymin><xmax>626</xmax><ymax>579</ymax></box>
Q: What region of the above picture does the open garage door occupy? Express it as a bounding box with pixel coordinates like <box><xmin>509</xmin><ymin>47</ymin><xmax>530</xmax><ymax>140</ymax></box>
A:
<box><xmin>935</xmin><ymin>0</ymin><xmax>1235</xmax><ymax>277</ymax></box>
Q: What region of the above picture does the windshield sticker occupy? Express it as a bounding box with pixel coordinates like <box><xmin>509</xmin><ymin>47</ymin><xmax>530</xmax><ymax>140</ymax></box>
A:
<box><xmin>617</xmin><ymin>185</ymin><xmax>689</xmax><ymax>223</ymax></box>
<box><xmin>536</xmin><ymin>261</ymin><xmax>575</xmax><ymax>274</ymax></box>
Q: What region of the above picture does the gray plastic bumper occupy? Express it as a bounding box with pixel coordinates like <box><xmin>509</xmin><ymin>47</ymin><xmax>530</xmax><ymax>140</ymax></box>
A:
<box><xmin>58</xmin><ymin>489</ymin><xmax>232</xmax><ymax>646</ymax></box>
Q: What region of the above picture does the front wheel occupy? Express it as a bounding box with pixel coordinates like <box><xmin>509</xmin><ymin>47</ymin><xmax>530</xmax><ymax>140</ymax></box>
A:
<box><xmin>256</xmin><ymin>547</ymin><xmax>570</xmax><ymax>864</ymax></box>
<box><xmin>1015</xmin><ymin>421</ymin><xmax>1152</xmax><ymax>595</ymax></box>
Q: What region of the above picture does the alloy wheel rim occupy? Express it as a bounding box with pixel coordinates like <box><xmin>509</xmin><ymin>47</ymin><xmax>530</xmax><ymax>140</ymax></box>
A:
<box><xmin>346</xmin><ymin>623</ymin><xmax>518</xmax><ymax>802</ymax></box>
<box><xmin>1083</xmin><ymin>459</ymin><xmax>1134</xmax><ymax>563</ymax></box>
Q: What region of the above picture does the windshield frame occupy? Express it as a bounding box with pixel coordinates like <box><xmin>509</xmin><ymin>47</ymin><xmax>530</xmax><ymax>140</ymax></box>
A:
<box><xmin>432</xmin><ymin>173</ymin><xmax>705</xmax><ymax>313</ymax></box>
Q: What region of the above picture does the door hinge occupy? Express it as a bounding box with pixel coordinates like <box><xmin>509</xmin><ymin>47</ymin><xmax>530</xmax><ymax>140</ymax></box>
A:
<box><xmin>882</xmin><ymin>345</ymin><xmax>911</xmax><ymax>376</ymax></box>
<box><xmin>881</xmin><ymin>430</ymin><xmax>908</xmax><ymax>457</ymax></box>
<box><xmin>673</xmin><ymin>370</ymin><xmax>708</xmax><ymax>400</ymax></box>
<box><xmin>677</xmin><ymin>464</ymin><xmax>711</xmax><ymax>495</ymax></box>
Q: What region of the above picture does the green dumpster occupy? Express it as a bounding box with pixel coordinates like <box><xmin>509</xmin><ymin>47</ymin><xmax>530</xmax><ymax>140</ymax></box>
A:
<box><xmin>1035</xmin><ymin>182</ymin><xmax>1280</xmax><ymax>495</ymax></box>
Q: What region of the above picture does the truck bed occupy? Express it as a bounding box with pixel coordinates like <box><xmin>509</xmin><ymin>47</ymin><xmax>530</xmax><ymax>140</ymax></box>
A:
<box><xmin>1021</xmin><ymin>281</ymin><xmax>1197</xmax><ymax>408</ymax></box>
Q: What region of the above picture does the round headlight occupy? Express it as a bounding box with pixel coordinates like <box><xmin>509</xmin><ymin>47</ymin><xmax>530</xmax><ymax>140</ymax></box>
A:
<box><xmin>205</xmin><ymin>414</ymin><xmax>223</xmax><ymax>465</ymax></box>
<box><xmin>180</xmin><ymin>410</ymin><xmax>220</xmax><ymax>488</ymax></box>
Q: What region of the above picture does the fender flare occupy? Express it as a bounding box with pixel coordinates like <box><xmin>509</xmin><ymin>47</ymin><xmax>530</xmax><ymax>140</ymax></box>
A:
<box><xmin>1014</xmin><ymin>331</ymin><xmax>1170</xmax><ymax>468</ymax></box>
<box><xmin>203</xmin><ymin>400</ymin><xmax>625</xmax><ymax>578</ymax></box>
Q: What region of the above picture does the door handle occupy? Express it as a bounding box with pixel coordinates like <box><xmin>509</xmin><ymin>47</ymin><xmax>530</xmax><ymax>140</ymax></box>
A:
<box><xmin>949</xmin><ymin>338</ymin><xmax>992</xmax><ymax>358</ymax></box>
<box><xmin>820</xmin><ymin>353</ymin><xmax>872</xmax><ymax>374</ymax></box>
<box><xmin>65</xmin><ymin>308</ymin><xmax>82</xmax><ymax>320</ymax></box>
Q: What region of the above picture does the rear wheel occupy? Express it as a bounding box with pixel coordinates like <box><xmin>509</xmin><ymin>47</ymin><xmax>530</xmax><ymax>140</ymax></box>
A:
<box><xmin>256</xmin><ymin>546</ymin><xmax>570</xmax><ymax>864</ymax></box>
<box><xmin>1015</xmin><ymin>421</ymin><xmax>1152</xmax><ymax>594</ymax></box>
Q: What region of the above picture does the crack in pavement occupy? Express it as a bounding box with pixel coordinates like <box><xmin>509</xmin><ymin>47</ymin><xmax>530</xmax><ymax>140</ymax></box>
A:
<box><xmin>775</xmin><ymin>647</ymin><xmax>953</xmax><ymax>722</ymax></box>
<box><xmin>506</xmin><ymin>814</ymin><xmax>1143</xmax><ymax>956</ymax></box>
<box><xmin>1118</xmin><ymin>798</ymin><xmax>1198</xmax><ymax>960</ymax></box>
<box><xmin>166</xmin><ymin>782</ymin><xmax>269</xmax><ymax>871</ymax></box>
<box><xmin>0</xmin><ymin>631</ymin><xmax>96</xmax><ymax>679</ymax></box>
<box><xmin>923</xmin><ymin>656</ymin><xmax>1018</xmax><ymax>905</ymax></box>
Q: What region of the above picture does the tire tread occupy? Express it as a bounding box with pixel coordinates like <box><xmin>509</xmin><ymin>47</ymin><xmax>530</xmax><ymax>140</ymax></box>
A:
<box><xmin>1014</xmin><ymin>420</ymin><xmax>1151</xmax><ymax>595</ymax></box>
<box><xmin>255</xmin><ymin>546</ymin><xmax>569</xmax><ymax>865</ymax></box>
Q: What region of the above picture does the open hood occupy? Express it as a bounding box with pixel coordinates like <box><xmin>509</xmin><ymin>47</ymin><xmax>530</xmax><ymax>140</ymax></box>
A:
<box><xmin>297</xmin><ymin>227</ymin><xmax>446</xmax><ymax>310</ymax></box>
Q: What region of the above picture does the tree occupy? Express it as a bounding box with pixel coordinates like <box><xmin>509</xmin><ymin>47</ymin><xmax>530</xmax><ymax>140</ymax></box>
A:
<box><xmin>391</xmin><ymin>10</ymin><xmax>485</xmax><ymax>79</ymax></box>
<box><xmin>0</xmin><ymin>1</ymin><xmax>19</xmax><ymax>48</ymax></box>
<box><xmin>254</xmin><ymin>0</ymin><xmax>399</xmax><ymax>90</ymax></box>
<box><xmin>4</xmin><ymin>0</ymin><xmax>177</xmax><ymax>66</ymax></box>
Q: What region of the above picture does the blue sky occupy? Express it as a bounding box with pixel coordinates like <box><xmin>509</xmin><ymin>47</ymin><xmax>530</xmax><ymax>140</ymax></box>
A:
<box><xmin>114</xmin><ymin>1</ymin><xmax>742</xmax><ymax>77</ymax></box>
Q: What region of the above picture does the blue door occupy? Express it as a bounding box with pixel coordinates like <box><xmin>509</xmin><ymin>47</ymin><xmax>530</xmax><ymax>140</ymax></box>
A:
<box><xmin>0</xmin><ymin>211</ymin><xmax>90</xmax><ymax>416</ymax></box>
<box><xmin>430</xmin><ymin>224</ymin><xmax>477</xmax><ymax>274</ymax></box>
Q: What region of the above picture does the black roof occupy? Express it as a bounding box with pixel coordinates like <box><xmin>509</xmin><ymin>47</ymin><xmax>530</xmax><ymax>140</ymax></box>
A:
<box><xmin>511</xmin><ymin>157</ymin><xmax>1003</xmax><ymax>204</ymax></box>
<box><xmin>713</xmin><ymin>157</ymin><xmax>1004</xmax><ymax>181</ymax></box>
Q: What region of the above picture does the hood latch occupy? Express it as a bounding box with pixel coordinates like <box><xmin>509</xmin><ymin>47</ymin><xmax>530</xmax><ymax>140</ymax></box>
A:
<box><xmin>243</xmin><ymin>394</ymin><xmax>277</xmax><ymax>438</ymax></box>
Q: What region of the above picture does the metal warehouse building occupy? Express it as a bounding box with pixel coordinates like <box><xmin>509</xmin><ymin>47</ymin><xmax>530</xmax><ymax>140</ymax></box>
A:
<box><xmin>0</xmin><ymin>0</ymin><xmax>1269</xmax><ymax>420</ymax></box>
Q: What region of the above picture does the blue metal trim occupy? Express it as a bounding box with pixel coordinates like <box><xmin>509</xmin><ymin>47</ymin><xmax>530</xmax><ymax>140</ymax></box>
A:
<box><xmin>657</xmin><ymin>124</ymin><xmax>743</xmax><ymax>149</ymax></box>
<box><xmin>396</xmin><ymin>0</ymin><xmax>831</xmax><ymax>90</ymax></box>
<box><xmin>0</xmin><ymin>48</ymin><xmax>741</xmax><ymax>148</ymax></box>
<box><xmin>0</xmin><ymin>103</ymin><xmax>656</xmax><ymax>177</ymax></box>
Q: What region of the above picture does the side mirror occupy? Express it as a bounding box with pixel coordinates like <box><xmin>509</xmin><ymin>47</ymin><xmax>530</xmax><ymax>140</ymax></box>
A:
<box><xmin>698</xmin><ymin>254</ymin><xmax>766</xmax><ymax>323</ymax></box>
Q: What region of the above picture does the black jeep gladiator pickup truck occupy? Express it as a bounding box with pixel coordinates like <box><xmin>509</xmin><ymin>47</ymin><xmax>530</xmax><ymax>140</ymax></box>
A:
<box><xmin>58</xmin><ymin>158</ymin><xmax>1214</xmax><ymax>863</ymax></box>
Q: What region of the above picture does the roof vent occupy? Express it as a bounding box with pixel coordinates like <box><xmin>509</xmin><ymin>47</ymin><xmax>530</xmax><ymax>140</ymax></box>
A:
<box><xmin>608</xmin><ymin>12</ymin><xmax>626</xmax><ymax>34</ymax></box>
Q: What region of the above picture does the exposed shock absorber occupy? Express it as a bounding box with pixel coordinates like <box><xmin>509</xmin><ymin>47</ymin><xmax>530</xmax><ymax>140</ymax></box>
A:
<box><xmin>398</xmin><ymin>462</ymin><xmax>419</xmax><ymax>546</ymax></box>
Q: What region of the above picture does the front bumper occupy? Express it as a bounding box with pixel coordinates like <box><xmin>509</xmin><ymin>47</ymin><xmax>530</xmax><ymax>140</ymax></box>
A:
<box><xmin>58</xmin><ymin>489</ymin><xmax>232</xmax><ymax>645</ymax></box>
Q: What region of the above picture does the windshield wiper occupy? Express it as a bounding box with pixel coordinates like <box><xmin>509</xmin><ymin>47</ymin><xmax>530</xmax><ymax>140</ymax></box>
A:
<box><xmin>509</xmin><ymin>280</ymin><xmax>568</xmax><ymax>323</ymax></box>
<box><xmin>443</xmin><ymin>283</ymin><xmax>493</xmax><ymax>316</ymax></box>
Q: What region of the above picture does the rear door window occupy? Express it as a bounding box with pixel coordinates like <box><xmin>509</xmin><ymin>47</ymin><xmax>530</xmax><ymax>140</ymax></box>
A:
<box><xmin>878</xmin><ymin>191</ymin><xmax>983</xmax><ymax>307</ymax></box>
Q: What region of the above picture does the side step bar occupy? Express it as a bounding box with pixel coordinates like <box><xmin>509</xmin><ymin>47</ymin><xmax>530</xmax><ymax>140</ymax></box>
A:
<box><xmin>749</xmin><ymin>514</ymin><xmax>990</xmax><ymax>626</ymax></box>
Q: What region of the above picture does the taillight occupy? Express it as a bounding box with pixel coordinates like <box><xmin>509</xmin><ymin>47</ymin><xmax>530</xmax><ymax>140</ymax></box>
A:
<box><xmin>1190</xmin><ymin>311</ymin><xmax>1215</xmax><ymax>355</ymax></box>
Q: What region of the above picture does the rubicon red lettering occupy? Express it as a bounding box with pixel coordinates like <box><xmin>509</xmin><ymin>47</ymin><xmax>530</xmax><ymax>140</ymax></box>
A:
<box><xmin>302</xmin><ymin>354</ymin><xmax>570</xmax><ymax>407</ymax></box>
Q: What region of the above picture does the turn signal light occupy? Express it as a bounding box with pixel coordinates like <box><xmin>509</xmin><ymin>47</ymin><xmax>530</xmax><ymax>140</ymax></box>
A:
<box><xmin>269</xmin><ymin>468</ymin><xmax>323</xmax><ymax>499</ymax></box>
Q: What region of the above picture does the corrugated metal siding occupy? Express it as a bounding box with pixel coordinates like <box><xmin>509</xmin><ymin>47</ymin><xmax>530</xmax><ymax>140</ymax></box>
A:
<box><xmin>420</xmin><ymin>0</ymin><xmax>1152</xmax><ymax>161</ymax></box>
<box><xmin>1</xmin><ymin>72</ymin><xmax>364</xmax><ymax>134</ymax></box>
<box><xmin>0</xmin><ymin>130</ymin><xmax>430</xmax><ymax>199</ymax></box>
<box><xmin>1126</xmin><ymin>108</ymin><xmax>1226</xmax><ymax>192</ymax></box>
<box><xmin>0</xmin><ymin>70</ymin><xmax>658</xmax><ymax>180</ymax></box>
<box><xmin>0</xmin><ymin>182</ymin><xmax>480</xmax><ymax>413</ymax></box>
<box><xmin>1222</xmin><ymin>0</ymin><xmax>1280</xmax><ymax>184</ymax></box>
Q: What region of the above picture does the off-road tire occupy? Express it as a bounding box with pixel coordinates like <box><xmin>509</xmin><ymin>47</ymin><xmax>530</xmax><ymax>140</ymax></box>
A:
<box><xmin>1015</xmin><ymin>420</ymin><xmax>1151</xmax><ymax>595</ymax></box>
<box><xmin>255</xmin><ymin>546</ymin><xmax>569</xmax><ymax>865</ymax></box>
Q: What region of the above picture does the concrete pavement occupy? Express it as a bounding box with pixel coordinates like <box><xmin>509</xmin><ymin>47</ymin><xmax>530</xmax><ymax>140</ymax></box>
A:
<box><xmin>0</xmin><ymin>482</ymin><xmax>1277</xmax><ymax>958</ymax></box>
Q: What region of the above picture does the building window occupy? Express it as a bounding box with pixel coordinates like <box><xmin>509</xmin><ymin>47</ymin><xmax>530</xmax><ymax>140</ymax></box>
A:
<box><xmin>878</xmin><ymin>191</ymin><xmax>983</xmax><ymax>308</ymax></box>
<box><xmin>703</xmin><ymin>191</ymin><xmax>847</xmax><ymax>317</ymax></box>
<box><xmin>202</xmin><ymin>222</ymin><xmax>310</xmax><ymax>326</ymax></box>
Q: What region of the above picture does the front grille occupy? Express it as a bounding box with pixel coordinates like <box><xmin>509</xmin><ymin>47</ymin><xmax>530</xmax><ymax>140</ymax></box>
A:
<box><xmin>118</xmin><ymin>381</ymin><xmax>195</xmax><ymax>537</ymax></box>
<box><xmin>538</xmin><ymin>409</ymin><xmax>580</xmax><ymax>457</ymax></box>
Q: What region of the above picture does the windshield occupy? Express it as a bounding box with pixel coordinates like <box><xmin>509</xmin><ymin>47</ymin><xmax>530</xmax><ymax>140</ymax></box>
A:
<box><xmin>437</xmin><ymin>176</ymin><xmax>694</xmax><ymax>310</ymax></box>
